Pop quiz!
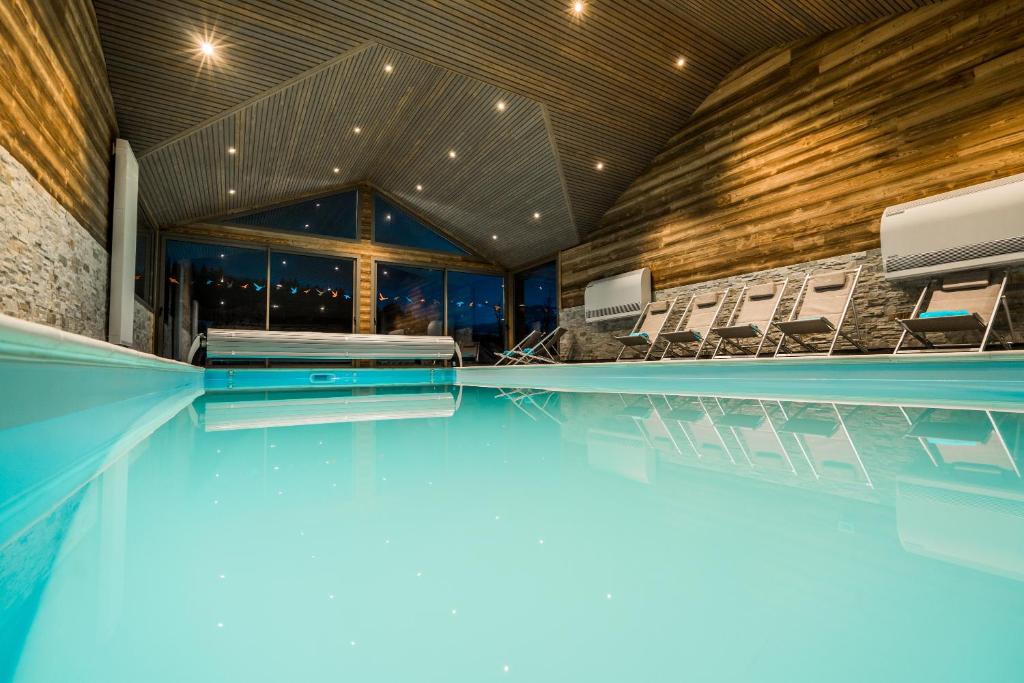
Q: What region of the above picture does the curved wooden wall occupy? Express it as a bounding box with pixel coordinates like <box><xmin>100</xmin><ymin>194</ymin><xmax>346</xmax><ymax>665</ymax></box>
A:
<box><xmin>560</xmin><ymin>0</ymin><xmax>1024</xmax><ymax>307</ymax></box>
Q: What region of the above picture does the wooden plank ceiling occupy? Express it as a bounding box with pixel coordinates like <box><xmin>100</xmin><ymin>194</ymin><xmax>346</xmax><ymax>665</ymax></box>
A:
<box><xmin>92</xmin><ymin>0</ymin><xmax>935</xmax><ymax>267</ymax></box>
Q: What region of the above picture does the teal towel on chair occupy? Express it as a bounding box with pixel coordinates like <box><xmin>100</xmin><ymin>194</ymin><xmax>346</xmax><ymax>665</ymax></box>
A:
<box><xmin>628</xmin><ymin>332</ymin><xmax>650</xmax><ymax>342</ymax></box>
<box><xmin>522</xmin><ymin>347</ymin><xmax>534</xmax><ymax>354</ymax></box>
<box><xmin>920</xmin><ymin>310</ymin><xmax>970</xmax><ymax>319</ymax></box>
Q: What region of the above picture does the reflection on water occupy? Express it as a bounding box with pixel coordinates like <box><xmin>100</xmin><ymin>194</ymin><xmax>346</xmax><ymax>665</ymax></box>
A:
<box><xmin>3</xmin><ymin>386</ymin><xmax>1024</xmax><ymax>682</ymax></box>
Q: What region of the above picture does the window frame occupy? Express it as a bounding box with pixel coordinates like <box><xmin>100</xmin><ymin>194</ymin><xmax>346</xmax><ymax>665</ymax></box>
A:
<box><xmin>371</xmin><ymin>257</ymin><xmax>507</xmax><ymax>338</ymax></box>
<box><xmin>157</xmin><ymin>233</ymin><xmax>361</xmax><ymax>351</ymax></box>
<box><xmin>215</xmin><ymin>186</ymin><xmax>362</xmax><ymax>245</ymax></box>
<box><xmin>369</xmin><ymin>189</ymin><xmax>482</xmax><ymax>259</ymax></box>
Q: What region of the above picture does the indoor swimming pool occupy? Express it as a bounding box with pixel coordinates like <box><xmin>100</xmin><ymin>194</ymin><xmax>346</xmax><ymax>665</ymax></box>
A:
<box><xmin>3</xmin><ymin>372</ymin><xmax>1024</xmax><ymax>682</ymax></box>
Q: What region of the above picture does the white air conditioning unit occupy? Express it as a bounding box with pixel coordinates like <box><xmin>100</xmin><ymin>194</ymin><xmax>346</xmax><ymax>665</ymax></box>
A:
<box><xmin>584</xmin><ymin>268</ymin><xmax>651</xmax><ymax>323</ymax></box>
<box><xmin>881</xmin><ymin>172</ymin><xmax>1024</xmax><ymax>280</ymax></box>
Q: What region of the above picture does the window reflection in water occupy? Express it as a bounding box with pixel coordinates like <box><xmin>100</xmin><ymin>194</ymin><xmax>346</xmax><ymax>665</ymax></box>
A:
<box><xmin>375</xmin><ymin>263</ymin><xmax>444</xmax><ymax>336</ymax></box>
<box><xmin>270</xmin><ymin>252</ymin><xmax>354</xmax><ymax>332</ymax></box>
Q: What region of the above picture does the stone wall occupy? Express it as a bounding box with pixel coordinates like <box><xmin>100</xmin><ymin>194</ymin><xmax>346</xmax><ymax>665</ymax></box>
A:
<box><xmin>0</xmin><ymin>144</ymin><xmax>109</xmax><ymax>339</ymax></box>
<box><xmin>132</xmin><ymin>300</ymin><xmax>155</xmax><ymax>354</ymax></box>
<box><xmin>559</xmin><ymin>249</ymin><xmax>1023</xmax><ymax>362</ymax></box>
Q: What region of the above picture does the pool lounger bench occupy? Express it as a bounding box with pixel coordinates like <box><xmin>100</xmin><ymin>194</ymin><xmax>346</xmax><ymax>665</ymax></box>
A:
<box><xmin>191</xmin><ymin>329</ymin><xmax>462</xmax><ymax>366</ymax></box>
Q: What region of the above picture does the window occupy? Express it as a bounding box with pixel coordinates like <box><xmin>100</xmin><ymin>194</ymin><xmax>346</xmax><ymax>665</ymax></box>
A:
<box><xmin>447</xmin><ymin>271</ymin><xmax>505</xmax><ymax>360</ymax></box>
<box><xmin>375</xmin><ymin>263</ymin><xmax>444</xmax><ymax>336</ymax></box>
<box><xmin>162</xmin><ymin>240</ymin><xmax>267</xmax><ymax>358</ymax></box>
<box><xmin>373</xmin><ymin>195</ymin><xmax>467</xmax><ymax>255</ymax></box>
<box><xmin>225</xmin><ymin>190</ymin><xmax>358</xmax><ymax>240</ymax></box>
<box><xmin>135</xmin><ymin>229</ymin><xmax>153</xmax><ymax>302</ymax></box>
<box><xmin>513</xmin><ymin>261</ymin><xmax>558</xmax><ymax>340</ymax></box>
<box><xmin>270</xmin><ymin>252</ymin><xmax>354</xmax><ymax>333</ymax></box>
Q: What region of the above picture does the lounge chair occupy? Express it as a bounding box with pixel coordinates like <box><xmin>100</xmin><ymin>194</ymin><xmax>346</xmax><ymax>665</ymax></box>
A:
<box><xmin>894</xmin><ymin>270</ymin><xmax>1014</xmax><ymax>353</ymax></box>
<box><xmin>773</xmin><ymin>267</ymin><xmax>866</xmax><ymax>357</ymax></box>
<box><xmin>710</xmin><ymin>280</ymin><xmax>788</xmax><ymax>358</ymax></box>
<box><xmin>776</xmin><ymin>402</ymin><xmax>873</xmax><ymax>487</ymax></box>
<box><xmin>659</xmin><ymin>289</ymin><xmax>730</xmax><ymax>360</ymax></box>
<box><xmin>614</xmin><ymin>300</ymin><xmax>676</xmax><ymax>361</ymax></box>
<box><xmin>495</xmin><ymin>329</ymin><xmax>543</xmax><ymax>365</ymax></box>
<box><xmin>516</xmin><ymin>326</ymin><xmax>567</xmax><ymax>364</ymax></box>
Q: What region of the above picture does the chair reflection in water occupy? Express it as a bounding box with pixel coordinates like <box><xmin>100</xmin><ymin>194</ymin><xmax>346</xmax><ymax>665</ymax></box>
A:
<box><xmin>901</xmin><ymin>407</ymin><xmax>1020</xmax><ymax>479</ymax></box>
<box><xmin>710</xmin><ymin>398</ymin><xmax>797</xmax><ymax>475</ymax></box>
<box><xmin>776</xmin><ymin>402</ymin><xmax>874</xmax><ymax>488</ymax></box>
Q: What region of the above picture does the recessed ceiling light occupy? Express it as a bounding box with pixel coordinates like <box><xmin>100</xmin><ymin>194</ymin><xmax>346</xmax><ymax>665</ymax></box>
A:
<box><xmin>333</xmin><ymin>167</ymin><xmax>340</xmax><ymax>173</ymax></box>
<box><xmin>384</xmin><ymin>63</ymin><xmax>393</xmax><ymax>74</ymax></box>
<box><xmin>676</xmin><ymin>56</ymin><xmax>686</xmax><ymax>68</ymax></box>
<box><xmin>595</xmin><ymin>161</ymin><xmax>604</xmax><ymax>171</ymax></box>
<box><xmin>353</xmin><ymin>126</ymin><xmax>361</xmax><ymax>134</ymax></box>
<box><xmin>496</xmin><ymin>100</ymin><xmax>507</xmax><ymax>112</ymax></box>
<box><xmin>228</xmin><ymin>189</ymin><xmax>236</xmax><ymax>195</ymax></box>
<box><xmin>533</xmin><ymin>212</ymin><xmax>541</xmax><ymax>219</ymax></box>
<box><xmin>416</xmin><ymin>184</ymin><xmax>423</xmax><ymax>191</ymax></box>
<box><xmin>572</xmin><ymin>1</ymin><xmax>585</xmax><ymax>16</ymax></box>
<box><xmin>227</xmin><ymin>146</ymin><xmax>236</xmax><ymax>155</ymax></box>
<box><xmin>200</xmin><ymin>40</ymin><xmax>215</xmax><ymax>56</ymax></box>
<box><xmin>448</xmin><ymin>149</ymin><xmax>457</xmax><ymax>159</ymax></box>
<box><xmin>492</xmin><ymin>234</ymin><xmax>498</xmax><ymax>240</ymax></box>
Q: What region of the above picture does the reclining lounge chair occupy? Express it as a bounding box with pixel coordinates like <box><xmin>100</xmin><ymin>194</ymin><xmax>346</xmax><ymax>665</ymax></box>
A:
<box><xmin>773</xmin><ymin>266</ymin><xmax>866</xmax><ymax>357</ymax></box>
<box><xmin>894</xmin><ymin>270</ymin><xmax>1014</xmax><ymax>354</ymax></box>
<box><xmin>710</xmin><ymin>280</ymin><xmax>788</xmax><ymax>358</ymax></box>
<box><xmin>615</xmin><ymin>300</ymin><xmax>676</xmax><ymax>361</ymax></box>
<box><xmin>495</xmin><ymin>329</ymin><xmax>544</xmax><ymax>366</ymax></box>
<box><xmin>516</xmin><ymin>326</ymin><xmax>567</xmax><ymax>364</ymax></box>
<box><xmin>659</xmin><ymin>289</ymin><xmax>730</xmax><ymax>360</ymax></box>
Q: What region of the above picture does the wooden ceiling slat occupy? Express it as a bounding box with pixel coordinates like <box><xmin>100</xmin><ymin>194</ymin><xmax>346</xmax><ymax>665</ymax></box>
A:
<box><xmin>95</xmin><ymin>0</ymin><xmax>936</xmax><ymax>262</ymax></box>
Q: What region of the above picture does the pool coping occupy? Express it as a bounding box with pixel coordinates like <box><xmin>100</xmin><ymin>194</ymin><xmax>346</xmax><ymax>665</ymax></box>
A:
<box><xmin>456</xmin><ymin>351</ymin><xmax>1024</xmax><ymax>409</ymax></box>
<box><xmin>0</xmin><ymin>313</ymin><xmax>201</xmax><ymax>374</ymax></box>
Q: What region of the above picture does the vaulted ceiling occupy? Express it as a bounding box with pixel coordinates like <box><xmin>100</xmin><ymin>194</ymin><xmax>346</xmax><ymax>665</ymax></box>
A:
<box><xmin>92</xmin><ymin>0</ymin><xmax>935</xmax><ymax>268</ymax></box>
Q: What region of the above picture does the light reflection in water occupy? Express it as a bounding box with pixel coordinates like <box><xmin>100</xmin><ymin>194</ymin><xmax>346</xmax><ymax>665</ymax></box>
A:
<box><xmin>2</xmin><ymin>386</ymin><xmax>1023</xmax><ymax>682</ymax></box>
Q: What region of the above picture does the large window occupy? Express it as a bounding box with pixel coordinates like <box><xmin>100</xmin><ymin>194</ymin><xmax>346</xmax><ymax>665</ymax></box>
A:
<box><xmin>513</xmin><ymin>261</ymin><xmax>557</xmax><ymax>341</ymax></box>
<box><xmin>447</xmin><ymin>271</ymin><xmax>505</xmax><ymax>360</ymax></box>
<box><xmin>270</xmin><ymin>252</ymin><xmax>354</xmax><ymax>332</ymax></box>
<box><xmin>225</xmin><ymin>190</ymin><xmax>358</xmax><ymax>240</ymax></box>
<box><xmin>373</xmin><ymin>195</ymin><xmax>467</xmax><ymax>255</ymax></box>
<box><xmin>375</xmin><ymin>263</ymin><xmax>444</xmax><ymax>336</ymax></box>
<box><xmin>162</xmin><ymin>240</ymin><xmax>267</xmax><ymax>358</ymax></box>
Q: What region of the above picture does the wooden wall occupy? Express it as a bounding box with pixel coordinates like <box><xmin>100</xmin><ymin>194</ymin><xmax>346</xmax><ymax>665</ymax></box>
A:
<box><xmin>165</xmin><ymin>185</ymin><xmax>504</xmax><ymax>335</ymax></box>
<box><xmin>0</xmin><ymin>0</ymin><xmax>117</xmax><ymax>244</ymax></box>
<box><xmin>560</xmin><ymin>0</ymin><xmax>1024</xmax><ymax>308</ymax></box>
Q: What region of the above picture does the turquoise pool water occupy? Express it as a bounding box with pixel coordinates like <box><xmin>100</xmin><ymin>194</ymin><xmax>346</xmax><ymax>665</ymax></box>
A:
<box><xmin>3</xmin><ymin>383</ymin><xmax>1024</xmax><ymax>681</ymax></box>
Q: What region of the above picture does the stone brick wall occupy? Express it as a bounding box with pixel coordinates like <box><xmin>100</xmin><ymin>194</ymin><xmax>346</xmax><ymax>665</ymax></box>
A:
<box><xmin>132</xmin><ymin>299</ymin><xmax>155</xmax><ymax>354</ymax></box>
<box><xmin>0</xmin><ymin>144</ymin><xmax>109</xmax><ymax>339</ymax></box>
<box><xmin>559</xmin><ymin>249</ymin><xmax>1023</xmax><ymax>361</ymax></box>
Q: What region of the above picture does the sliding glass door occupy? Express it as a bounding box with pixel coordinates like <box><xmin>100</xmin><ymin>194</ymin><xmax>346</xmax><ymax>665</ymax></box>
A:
<box><xmin>447</xmin><ymin>270</ymin><xmax>505</xmax><ymax>360</ymax></box>
<box><xmin>513</xmin><ymin>261</ymin><xmax>558</xmax><ymax>342</ymax></box>
<box><xmin>160</xmin><ymin>238</ymin><xmax>356</xmax><ymax>359</ymax></box>
<box><xmin>375</xmin><ymin>263</ymin><xmax>444</xmax><ymax>336</ymax></box>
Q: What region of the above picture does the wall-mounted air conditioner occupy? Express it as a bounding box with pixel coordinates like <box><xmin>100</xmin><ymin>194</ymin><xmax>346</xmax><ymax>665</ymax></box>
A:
<box><xmin>584</xmin><ymin>268</ymin><xmax>651</xmax><ymax>323</ymax></box>
<box><xmin>881</xmin><ymin>172</ymin><xmax>1024</xmax><ymax>280</ymax></box>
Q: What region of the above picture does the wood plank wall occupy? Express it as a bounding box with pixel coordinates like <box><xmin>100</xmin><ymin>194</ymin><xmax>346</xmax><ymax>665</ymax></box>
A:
<box><xmin>165</xmin><ymin>185</ymin><xmax>504</xmax><ymax>334</ymax></box>
<box><xmin>0</xmin><ymin>0</ymin><xmax>117</xmax><ymax>244</ymax></box>
<box><xmin>560</xmin><ymin>0</ymin><xmax>1024</xmax><ymax>308</ymax></box>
